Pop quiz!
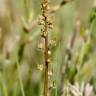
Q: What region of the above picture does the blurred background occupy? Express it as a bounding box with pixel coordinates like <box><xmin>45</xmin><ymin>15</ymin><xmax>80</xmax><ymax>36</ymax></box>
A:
<box><xmin>0</xmin><ymin>0</ymin><xmax>96</xmax><ymax>96</ymax></box>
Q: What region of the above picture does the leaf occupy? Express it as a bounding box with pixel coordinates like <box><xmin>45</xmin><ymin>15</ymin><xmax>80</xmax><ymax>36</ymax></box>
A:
<box><xmin>80</xmin><ymin>38</ymin><xmax>91</xmax><ymax>65</ymax></box>
<box><xmin>80</xmin><ymin>25</ymin><xmax>86</xmax><ymax>39</ymax></box>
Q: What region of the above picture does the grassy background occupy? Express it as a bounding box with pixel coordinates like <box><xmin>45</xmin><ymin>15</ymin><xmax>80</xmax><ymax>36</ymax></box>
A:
<box><xmin>0</xmin><ymin>0</ymin><xmax>96</xmax><ymax>96</ymax></box>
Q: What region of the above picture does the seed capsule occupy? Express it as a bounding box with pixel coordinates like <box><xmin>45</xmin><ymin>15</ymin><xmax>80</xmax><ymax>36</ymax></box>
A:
<box><xmin>37</xmin><ymin>43</ymin><xmax>43</xmax><ymax>49</ymax></box>
<box><xmin>36</xmin><ymin>64</ymin><xmax>43</xmax><ymax>71</ymax></box>
<box><xmin>48</xmin><ymin>50</ymin><xmax>51</xmax><ymax>55</ymax></box>
<box><xmin>48</xmin><ymin>71</ymin><xmax>53</xmax><ymax>76</ymax></box>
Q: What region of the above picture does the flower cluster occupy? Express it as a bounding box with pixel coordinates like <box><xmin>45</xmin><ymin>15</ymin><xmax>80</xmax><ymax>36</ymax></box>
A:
<box><xmin>40</xmin><ymin>0</ymin><xmax>53</xmax><ymax>38</ymax></box>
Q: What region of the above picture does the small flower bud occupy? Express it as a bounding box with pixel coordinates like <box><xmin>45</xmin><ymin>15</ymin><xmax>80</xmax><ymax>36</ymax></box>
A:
<box><xmin>48</xmin><ymin>50</ymin><xmax>51</xmax><ymax>55</ymax></box>
<box><xmin>36</xmin><ymin>64</ymin><xmax>43</xmax><ymax>71</ymax></box>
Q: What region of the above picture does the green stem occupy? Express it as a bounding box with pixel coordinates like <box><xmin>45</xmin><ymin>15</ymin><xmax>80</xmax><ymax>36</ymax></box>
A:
<box><xmin>24</xmin><ymin>0</ymin><xmax>29</xmax><ymax>22</ymax></box>
<box><xmin>15</xmin><ymin>50</ymin><xmax>25</xmax><ymax>96</ymax></box>
<box><xmin>0</xmin><ymin>72</ymin><xmax>8</xmax><ymax>96</ymax></box>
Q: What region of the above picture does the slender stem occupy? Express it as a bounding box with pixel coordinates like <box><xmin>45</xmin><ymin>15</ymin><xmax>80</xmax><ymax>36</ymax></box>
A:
<box><xmin>0</xmin><ymin>73</ymin><xmax>8</xmax><ymax>96</ymax></box>
<box><xmin>16</xmin><ymin>50</ymin><xmax>25</xmax><ymax>96</ymax></box>
<box><xmin>24</xmin><ymin>0</ymin><xmax>29</xmax><ymax>22</ymax></box>
<box><xmin>44</xmin><ymin>26</ymin><xmax>49</xmax><ymax>96</ymax></box>
<box><xmin>41</xmin><ymin>0</ymin><xmax>50</xmax><ymax>96</ymax></box>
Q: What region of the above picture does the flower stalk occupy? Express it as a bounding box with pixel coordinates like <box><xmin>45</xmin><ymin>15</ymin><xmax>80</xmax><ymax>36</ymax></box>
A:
<box><xmin>41</xmin><ymin>0</ymin><xmax>52</xmax><ymax>96</ymax></box>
